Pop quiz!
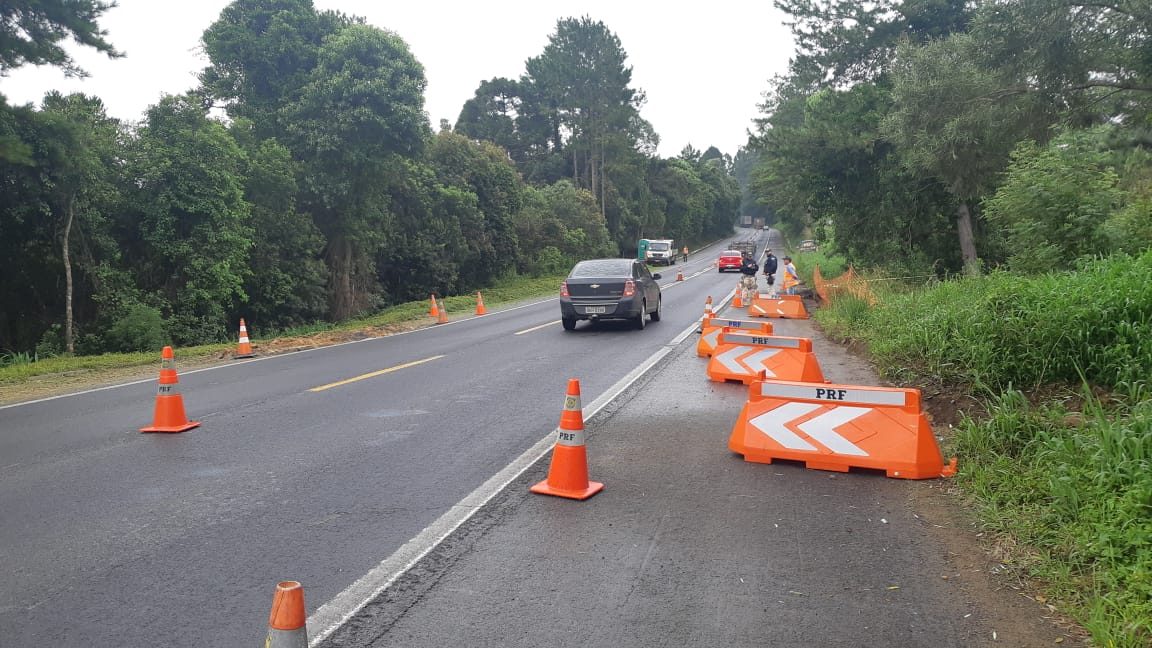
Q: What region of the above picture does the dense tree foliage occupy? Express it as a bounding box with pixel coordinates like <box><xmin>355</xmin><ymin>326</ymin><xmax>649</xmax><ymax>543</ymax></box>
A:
<box><xmin>0</xmin><ymin>0</ymin><xmax>122</xmax><ymax>79</ymax></box>
<box><xmin>0</xmin><ymin>2</ymin><xmax>742</xmax><ymax>355</ymax></box>
<box><xmin>750</xmin><ymin>0</ymin><xmax>1152</xmax><ymax>276</ymax></box>
<box><xmin>456</xmin><ymin>16</ymin><xmax>733</xmax><ymax>255</ymax></box>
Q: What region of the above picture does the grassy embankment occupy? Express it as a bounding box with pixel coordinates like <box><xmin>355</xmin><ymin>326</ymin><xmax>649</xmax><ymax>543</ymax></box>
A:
<box><xmin>812</xmin><ymin>250</ymin><xmax>1152</xmax><ymax>647</ymax></box>
<box><xmin>0</xmin><ymin>274</ymin><xmax>566</xmax><ymax>385</ymax></box>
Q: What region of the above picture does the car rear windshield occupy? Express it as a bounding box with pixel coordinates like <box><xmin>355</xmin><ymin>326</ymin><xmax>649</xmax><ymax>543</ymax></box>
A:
<box><xmin>570</xmin><ymin>259</ymin><xmax>632</xmax><ymax>277</ymax></box>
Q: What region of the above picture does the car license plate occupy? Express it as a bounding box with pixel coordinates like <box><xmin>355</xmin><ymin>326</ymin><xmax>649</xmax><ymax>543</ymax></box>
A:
<box><xmin>585</xmin><ymin>306</ymin><xmax>606</xmax><ymax>314</ymax></box>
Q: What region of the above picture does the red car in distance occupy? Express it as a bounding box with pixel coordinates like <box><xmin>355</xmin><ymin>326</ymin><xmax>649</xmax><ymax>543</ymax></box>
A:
<box><xmin>717</xmin><ymin>250</ymin><xmax>742</xmax><ymax>272</ymax></box>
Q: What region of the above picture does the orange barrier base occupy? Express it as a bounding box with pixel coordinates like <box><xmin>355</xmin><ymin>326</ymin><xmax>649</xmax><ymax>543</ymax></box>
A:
<box><xmin>748</xmin><ymin>294</ymin><xmax>809</xmax><ymax>319</ymax></box>
<box><xmin>729</xmin><ymin>379</ymin><xmax>957</xmax><ymax>479</ymax></box>
<box><xmin>707</xmin><ymin>333</ymin><xmax>825</xmax><ymax>384</ymax></box>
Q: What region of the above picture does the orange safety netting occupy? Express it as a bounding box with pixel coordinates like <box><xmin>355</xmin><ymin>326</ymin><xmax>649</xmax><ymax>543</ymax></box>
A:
<box><xmin>813</xmin><ymin>265</ymin><xmax>877</xmax><ymax>305</ymax></box>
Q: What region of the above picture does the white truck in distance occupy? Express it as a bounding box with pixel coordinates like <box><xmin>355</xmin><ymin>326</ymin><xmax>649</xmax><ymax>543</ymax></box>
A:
<box><xmin>645</xmin><ymin>239</ymin><xmax>677</xmax><ymax>266</ymax></box>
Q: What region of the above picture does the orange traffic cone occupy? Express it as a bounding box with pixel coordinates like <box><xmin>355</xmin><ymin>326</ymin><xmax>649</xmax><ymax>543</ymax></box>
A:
<box><xmin>266</xmin><ymin>581</ymin><xmax>307</xmax><ymax>648</ymax></box>
<box><xmin>531</xmin><ymin>379</ymin><xmax>604</xmax><ymax>500</ymax></box>
<box><xmin>475</xmin><ymin>291</ymin><xmax>487</xmax><ymax>315</ymax></box>
<box><xmin>437</xmin><ymin>299</ymin><xmax>449</xmax><ymax>324</ymax></box>
<box><xmin>233</xmin><ymin>318</ymin><xmax>255</xmax><ymax>359</ymax></box>
<box><xmin>429</xmin><ymin>294</ymin><xmax>439</xmax><ymax>318</ymax></box>
<box><xmin>140</xmin><ymin>346</ymin><xmax>200</xmax><ymax>433</ymax></box>
<box><xmin>733</xmin><ymin>283</ymin><xmax>745</xmax><ymax>308</ymax></box>
<box><xmin>704</xmin><ymin>295</ymin><xmax>713</xmax><ymax>317</ymax></box>
<box><xmin>677</xmin><ymin>268</ymin><xmax>684</xmax><ymax>281</ymax></box>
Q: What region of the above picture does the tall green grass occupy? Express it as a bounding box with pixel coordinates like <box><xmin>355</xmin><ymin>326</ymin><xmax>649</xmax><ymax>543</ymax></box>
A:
<box><xmin>814</xmin><ymin>250</ymin><xmax>1152</xmax><ymax>646</ymax></box>
<box><xmin>845</xmin><ymin>252</ymin><xmax>1152</xmax><ymax>392</ymax></box>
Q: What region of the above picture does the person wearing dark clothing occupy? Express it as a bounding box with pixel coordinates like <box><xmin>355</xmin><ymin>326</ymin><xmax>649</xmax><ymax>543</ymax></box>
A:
<box><xmin>738</xmin><ymin>252</ymin><xmax>760</xmax><ymax>294</ymax></box>
<box><xmin>763</xmin><ymin>249</ymin><xmax>778</xmax><ymax>291</ymax></box>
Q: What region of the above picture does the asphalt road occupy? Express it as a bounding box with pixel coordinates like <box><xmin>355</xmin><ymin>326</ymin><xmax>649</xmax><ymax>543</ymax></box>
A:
<box><xmin>0</xmin><ymin>231</ymin><xmax>768</xmax><ymax>646</ymax></box>
<box><xmin>314</xmin><ymin>300</ymin><xmax>1020</xmax><ymax>648</ymax></box>
<box><xmin>7</xmin><ymin>228</ymin><xmax>1064</xmax><ymax>647</ymax></box>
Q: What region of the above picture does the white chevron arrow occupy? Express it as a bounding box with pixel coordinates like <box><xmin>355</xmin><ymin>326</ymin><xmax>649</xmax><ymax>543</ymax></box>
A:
<box><xmin>798</xmin><ymin>407</ymin><xmax>870</xmax><ymax>456</ymax></box>
<box><xmin>749</xmin><ymin>404</ymin><xmax>872</xmax><ymax>456</ymax></box>
<box><xmin>715</xmin><ymin>346</ymin><xmax>750</xmax><ymax>374</ymax></box>
<box><xmin>750</xmin><ymin>403</ymin><xmax>820</xmax><ymax>451</ymax></box>
<box><xmin>739</xmin><ymin>348</ymin><xmax>780</xmax><ymax>376</ymax></box>
<box><xmin>702</xmin><ymin>328</ymin><xmax>722</xmax><ymax>348</ymax></box>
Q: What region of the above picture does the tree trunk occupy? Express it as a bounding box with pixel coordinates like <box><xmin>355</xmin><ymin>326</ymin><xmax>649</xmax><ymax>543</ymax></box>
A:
<box><xmin>955</xmin><ymin>201</ymin><xmax>980</xmax><ymax>275</ymax></box>
<box><xmin>589</xmin><ymin>113</ymin><xmax>599</xmax><ymax>202</ymax></box>
<box><xmin>62</xmin><ymin>194</ymin><xmax>75</xmax><ymax>355</ymax></box>
<box><xmin>327</xmin><ymin>234</ymin><xmax>355</xmax><ymax>321</ymax></box>
<box><xmin>600</xmin><ymin>140</ymin><xmax>607</xmax><ymax>219</ymax></box>
<box><xmin>589</xmin><ymin>149</ymin><xmax>597</xmax><ymax>199</ymax></box>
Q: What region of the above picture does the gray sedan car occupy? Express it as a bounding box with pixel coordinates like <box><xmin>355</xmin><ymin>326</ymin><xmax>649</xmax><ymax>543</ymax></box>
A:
<box><xmin>560</xmin><ymin>258</ymin><xmax>663</xmax><ymax>331</ymax></box>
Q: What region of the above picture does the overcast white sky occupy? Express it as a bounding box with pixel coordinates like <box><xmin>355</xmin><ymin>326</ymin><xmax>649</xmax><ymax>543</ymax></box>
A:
<box><xmin>0</xmin><ymin>1</ymin><xmax>795</xmax><ymax>157</ymax></box>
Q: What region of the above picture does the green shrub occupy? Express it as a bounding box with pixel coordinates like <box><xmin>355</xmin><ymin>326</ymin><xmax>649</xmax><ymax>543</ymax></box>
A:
<box><xmin>104</xmin><ymin>305</ymin><xmax>169</xmax><ymax>353</ymax></box>
<box><xmin>35</xmin><ymin>325</ymin><xmax>63</xmax><ymax>357</ymax></box>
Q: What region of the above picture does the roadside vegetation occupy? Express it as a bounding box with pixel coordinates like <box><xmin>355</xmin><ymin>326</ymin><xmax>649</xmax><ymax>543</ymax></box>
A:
<box><xmin>814</xmin><ymin>253</ymin><xmax>1152</xmax><ymax>647</ymax></box>
<box><xmin>752</xmin><ymin>2</ymin><xmax>1151</xmax><ymax>642</ymax></box>
<box><xmin>1</xmin><ymin>5</ymin><xmax>739</xmax><ymax>361</ymax></box>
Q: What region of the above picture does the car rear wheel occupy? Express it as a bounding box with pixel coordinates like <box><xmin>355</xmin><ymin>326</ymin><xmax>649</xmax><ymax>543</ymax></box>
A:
<box><xmin>651</xmin><ymin>296</ymin><xmax>662</xmax><ymax>322</ymax></box>
<box><xmin>562</xmin><ymin>317</ymin><xmax>576</xmax><ymax>331</ymax></box>
<box><xmin>634</xmin><ymin>301</ymin><xmax>646</xmax><ymax>330</ymax></box>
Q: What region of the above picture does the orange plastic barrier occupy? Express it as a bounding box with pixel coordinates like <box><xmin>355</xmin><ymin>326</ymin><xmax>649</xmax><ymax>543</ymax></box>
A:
<box><xmin>748</xmin><ymin>293</ymin><xmax>809</xmax><ymax>319</ymax></box>
<box><xmin>697</xmin><ymin>317</ymin><xmax>774</xmax><ymax>357</ymax></box>
<box><xmin>531</xmin><ymin>379</ymin><xmax>604</xmax><ymax>500</ymax></box>
<box><xmin>266</xmin><ymin>581</ymin><xmax>307</xmax><ymax>648</ymax></box>
<box><xmin>140</xmin><ymin>346</ymin><xmax>200</xmax><ymax>433</ymax></box>
<box><xmin>706</xmin><ymin>332</ymin><xmax>825</xmax><ymax>384</ymax></box>
<box><xmin>729</xmin><ymin>379</ymin><xmax>958</xmax><ymax>479</ymax></box>
<box><xmin>233</xmin><ymin>318</ymin><xmax>255</xmax><ymax>359</ymax></box>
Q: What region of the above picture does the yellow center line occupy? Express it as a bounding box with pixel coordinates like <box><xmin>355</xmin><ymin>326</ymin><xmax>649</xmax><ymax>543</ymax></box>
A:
<box><xmin>308</xmin><ymin>355</ymin><xmax>445</xmax><ymax>392</ymax></box>
<box><xmin>515</xmin><ymin>320</ymin><xmax>560</xmax><ymax>335</ymax></box>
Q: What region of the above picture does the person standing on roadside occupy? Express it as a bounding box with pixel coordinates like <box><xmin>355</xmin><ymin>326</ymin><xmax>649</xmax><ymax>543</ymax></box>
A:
<box><xmin>763</xmin><ymin>249</ymin><xmax>778</xmax><ymax>295</ymax></box>
<box><xmin>739</xmin><ymin>251</ymin><xmax>760</xmax><ymax>295</ymax></box>
<box><xmin>781</xmin><ymin>255</ymin><xmax>800</xmax><ymax>295</ymax></box>
<box><xmin>682</xmin><ymin>245</ymin><xmax>689</xmax><ymax>261</ymax></box>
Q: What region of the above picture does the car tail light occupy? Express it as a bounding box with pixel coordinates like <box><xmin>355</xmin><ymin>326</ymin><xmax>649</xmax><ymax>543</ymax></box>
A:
<box><xmin>623</xmin><ymin>280</ymin><xmax>635</xmax><ymax>297</ymax></box>
<box><xmin>560</xmin><ymin>281</ymin><xmax>569</xmax><ymax>297</ymax></box>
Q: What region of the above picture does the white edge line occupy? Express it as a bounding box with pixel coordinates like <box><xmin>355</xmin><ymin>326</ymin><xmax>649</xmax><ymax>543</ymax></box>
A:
<box><xmin>306</xmin><ymin>315</ymin><xmax>701</xmax><ymax>645</ymax></box>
